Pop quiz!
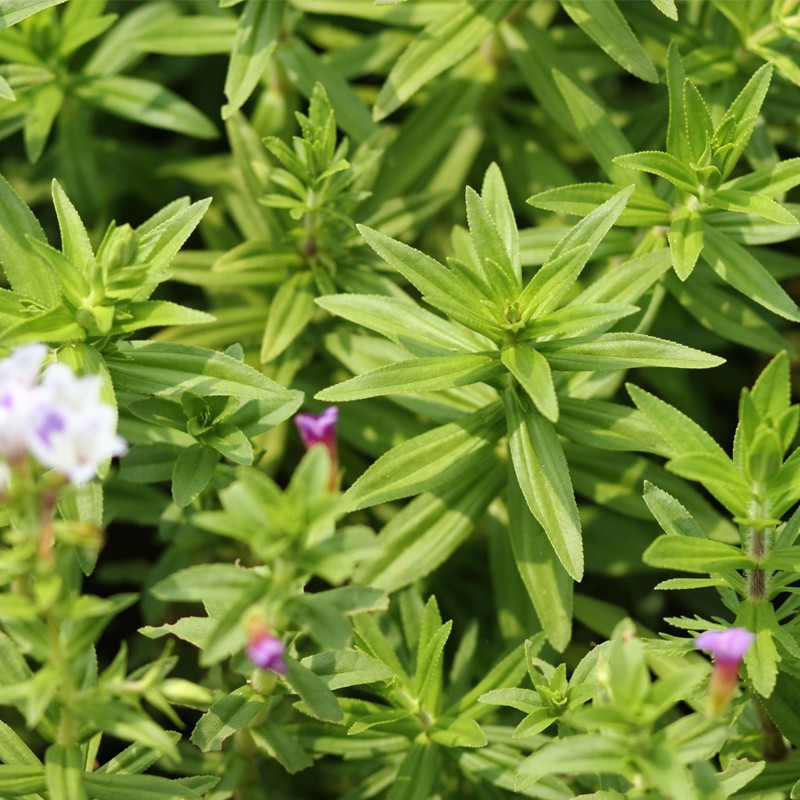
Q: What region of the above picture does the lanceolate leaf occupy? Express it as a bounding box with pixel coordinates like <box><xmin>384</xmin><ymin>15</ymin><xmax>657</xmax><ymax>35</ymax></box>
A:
<box><xmin>503</xmin><ymin>387</ymin><xmax>583</xmax><ymax>580</ymax></box>
<box><xmin>560</xmin><ymin>0</ymin><xmax>658</xmax><ymax>82</ymax></box>
<box><xmin>317</xmin><ymin>352</ymin><xmax>503</xmax><ymax>402</ymax></box>
<box><xmin>343</xmin><ymin>402</ymin><xmax>506</xmax><ymax>511</ymax></box>
<box><xmin>0</xmin><ymin>172</ymin><xmax>59</xmax><ymax>306</ymax></box>
<box><xmin>501</xmin><ymin>345</ymin><xmax>559</xmax><ymax>423</ymax></box>
<box><xmin>373</xmin><ymin>1</ymin><xmax>507</xmax><ymax>121</ymax></box>
<box><xmin>507</xmin><ymin>474</ymin><xmax>573</xmax><ymax>651</ymax></box>
<box><xmin>223</xmin><ymin>0</ymin><xmax>282</xmax><ymax>118</ymax></box>
<box><xmin>701</xmin><ymin>225</ymin><xmax>800</xmax><ymax>322</ymax></box>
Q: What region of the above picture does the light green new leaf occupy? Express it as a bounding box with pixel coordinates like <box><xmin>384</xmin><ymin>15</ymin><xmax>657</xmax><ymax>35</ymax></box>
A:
<box><xmin>516</xmin><ymin>734</ymin><xmax>628</xmax><ymax>791</ymax></box>
<box><xmin>75</xmin><ymin>76</ymin><xmax>218</xmax><ymax>139</ymax></box>
<box><xmin>482</xmin><ymin>162</ymin><xmax>520</xmax><ymax>278</ymax></box>
<box><xmin>529</xmin><ymin>182</ymin><xmax>670</xmax><ymax>227</ymax></box>
<box><xmin>614</xmin><ymin>151</ymin><xmax>698</xmax><ymax>194</ymax></box>
<box><xmin>713</xmin><ymin>63</ymin><xmax>773</xmax><ymax>180</ymax></box>
<box><xmin>539</xmin><ymin>333</ymin><xmax>724</xmax><ymax>372</ymax></box>
<box><xmin>560</xmin><ymin>0</ymin><xmax>658</xmax><ymax>82</ymax></box>
<box><xmin>373</xmin><ymin>1</ymin><xmax>507</xmax><ymax>121</ymax></box>
<box><xmin>702</xmin><ymin>225</ymin><xmax>800</xmax><ymax>322</ymax></box>
<box><xmin>0</xmin><ymin>172</ymin><xmax>58</xmax><ymax>306</ymax></box>
<box><xmin>0</xmin><ymin>74</ymin><xmax>14</xmax><ymax>101</ymax></box>
<box><xmin>501</xmin><ymin>345</ymin><xmax>559</xmax><ymax>423</ymax></box>
<box><xmin>723</xmin><ymin>158</ymin><xmax>800</xmax><ymax>198</ymax></box>
<box><xmin>51</xmin><ymin>180</ymin><xmax>93</xmax><ymax>270</ymax></box>
<box><xmin>507</xmin><ymin>474</ymin><xmax>572</xmax><ymax>651</ymax></box>
<box><xmin>706</xmin><ymin>189</ymin><xmax>797</xmax><ymax>225</ymax></box>
<box><xmin>0</xmin><ymin>0</ymin><xmax>67</xmax><ymax>30</ymax></box>
<box><xmin>642</xmin><ymin>482</ymin><xmax>706</xmax><ymax>539</ymax></box>
<box><xmin>525</xmin><ymin>303</ymin><xmax>639</xmax><ymax>341</ymax></box>
<box><xmin>223</xmin><ymin>0</ymin><xmax>282</xmax><ymax>118</ymax></box>
<box><xmin>317</xmin><ymin>294</ymin><xmax>490</xmax><ymax>357</ymax></box>
<box><xmin>643</xmin><ymin>535</ymin><xmax>754</xmax><ymax>572</ymax></box>
<box><xmin>520</xmin><ymin>185</ymin><xmax>634</xmax><ymax>319</ymax></box>
<box><xmin>503</xmin><ymin>387</ymin><xmax>583</xmax><ymax>580</ymax></box>
<box><xmin>358</xmin><ymin>224</ymin><xmax>505</xmax><ymax>335</ymax></box>
<box><xmin>465</xmin><ymin>186</ymin><xmax>518</xmax><ymax>301</ymax></box>
<box><xmin>343</xmin><ymin>402</ymin><xmax>506</xmax><ymax>511</ymax></box>
<box><xmin>668</xmin><ymin>206</ymin><xmax>703</xmax><ymax>280</ymax></box>
<box><xmin>650</xmin><ymin>0</ymin><xmax>678</xmax><ymax>19</ymax></box>
<box><xmin>317</xmin><ymin>352</ymin><xmax>502</xmax><ymax>402</ymax></box>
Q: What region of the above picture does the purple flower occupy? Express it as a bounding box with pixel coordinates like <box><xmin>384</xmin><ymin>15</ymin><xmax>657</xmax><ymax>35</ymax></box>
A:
<box><xmin>295</xmin><ymin>406</ymin><xmax>338</xmax><ymax>450</ymax></box>
<box><xmin>246</xmin><ymin>632</ymin><xmax>286</xmax><ymax>674</ymax></box>
<box><xmin>694</xmin><ymin>627</ymin><xmax>755</xmax><ymax>666</ymax></box>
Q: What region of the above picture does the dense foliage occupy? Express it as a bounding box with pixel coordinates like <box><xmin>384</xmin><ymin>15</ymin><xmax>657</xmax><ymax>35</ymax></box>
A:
<box><xmin>2</xmin><ymin>1</ymin><xmax>800</xmax><ymax>798</ymax></box>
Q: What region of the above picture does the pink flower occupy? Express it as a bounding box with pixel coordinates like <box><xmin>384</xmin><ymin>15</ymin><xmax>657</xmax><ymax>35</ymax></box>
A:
<box><xmin>695</xmin><ymin>627</ymin><xmax>755</xmax><ymax>665</ymax></box>
<box><xmin>295</xmin><ymin>406</ymin><xmax>339</xmax><ymax>489</ymax></box>
<box><xmin>295</xmin><ymin>406</ymin><xmax>338</xmax><ymax>450</ymax></box>
<box><xmin>695</xmin><ymin>627</ymin><xmax>755</xmax><ymax>713</ymax></box>
<box><xmin>246</xmin><ymin>632</ymin><xmax>286</xmax><ymax>674</ymax></box>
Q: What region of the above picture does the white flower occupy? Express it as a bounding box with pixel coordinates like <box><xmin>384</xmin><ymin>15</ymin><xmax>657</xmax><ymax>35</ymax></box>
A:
<box><xmin>26</xmin><ymin>363</ymin><xmax>127</xmax><ymax>485</ymax></box>
<box><xmin>0</xmin><ymin>344</ymin><xmax>49</xmax><ymax>461</ymax></box>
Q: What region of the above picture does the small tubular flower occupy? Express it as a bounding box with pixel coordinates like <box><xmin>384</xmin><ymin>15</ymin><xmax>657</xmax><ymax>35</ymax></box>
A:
<box><xmin>695</xmin><ymin>627</ymin><xmax>755</xmax><ymax>714</ymax></box>
<box><xmin>0</xmin><ymin>345</ymin><xmax>126</xmax><ymax>484</ymax></box>
<box><xmin>295</xmin><ymin>406</ymin><xmax>339</xmax><ymax>488</ymax></box>
<box><xmin>0</xmin><ymin>344</ymin><xmax>49</xmax><ymax>462</ymax></box>
<box><xmin>246</xmin><ymin>631</ymin><xmax>287</xmax><ymax>674</ymax></box>
<box><xmin>295</xmin><ymin>406</ymin><xmax>338</xmax><ymax>450</ymax></box>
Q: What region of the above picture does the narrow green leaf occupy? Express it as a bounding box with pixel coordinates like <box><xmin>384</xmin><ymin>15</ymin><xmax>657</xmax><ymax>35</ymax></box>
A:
<box><xmin>23</xmin><ymin>83</ymin><xmax>63</xmax><ymax>164</ymax></box>
<box><xmin>642</xmin><ymin>482</ymin><xmax>706</xmax><ymax>539</ymax></box>
<box><xmin>507</xmin><ymin>474</ymin><xmax>572</xmax><ymax>651</ymax></box>
<box><xmin>51</xmin><ymin>179</ymin><xmax>93</xmax><ymax>270</ymax></box>
<box><xmin>261</xmin><ymin>272</ymin><xmax>316</xmax><ymax>362</ymax></box>
<box><xmin>45</xmin><ymin>745</ymin><xmax>87</xmax><ymax>800</ymax></box>
<box><xmin>317</xmin><ymin>352</ymin><xmax>503</xmax><ymax>402</ymax></box>
<box><xmin>465</xmin><ymin>185</ymin><xmax>518</xmax><ymax>301</ymax></box>
<box><xmin>516</xmin><ymin>734</ymin><xmax>628</xmax><ymax>791</ymax></box>
<box><xmin>643</xmin><ymin>535</ymin><xmax>754</xmax><ymax>572</ymax></box>
<box><xmin>343</xmin><ymin>402</ymin><xmax>506</xmax><ymax>510</ymax></box>
<box><xmin>560</xmin><ymin>0</ymin><xmax>658</xmax><ymax>82</ymax></box>
<box><xmin>482</xmin><ymin>162</ymin><xmax>520</xmax><ymax>278</ymax></box>
<box><xmin>382</xmin><ymin>744</ymin><xmax>439</xmax><ymax>800</ymax></box>
<box><xmin>702</xmin><ymin>225</ymin><xmax>800</xmax><ymax>322</ymax></box>
<box><xmin>0</xmin><ymin>0</ymin><xmax>67</xmax><ymax>30</ymax></box>
<box><xmin>0</xmin><ymin>171</ymin><xmax>58</xmax><ymax>306</ymax></box>
<box><xmin>223</xmin><ymin>0</ymin><xmax>282</xmax><ymax>117</ymax></box>
<box><xmin>285</xmin><ymin>657</ymin><xmax>343</xmax><ymax>722</ymax></box>
<box><xmin>707</xmin><ymin>189</ymin><xmax>798</xmax><ymax>225</ymax></box>
<box><xmin>251</xmin><ymin>721</ymin><xmax>312</xmax><ymax>774</ymax></box>
<box><xmin>317</xmin><ymin>294</ymin><xmax>490</xmax><ymax>357</ymax></box>
<box><xmin>539</xmin><ymin>333</ymin><xmax>725</xmax><ymax>371</ymax></box>
<box><xmin>75</xmin><ymin>76</ymin><xmax>218</xmax><ymax>139</ymax></box>
<box><xmin>503</xmin><ymin>387</ymin><xmax>583</xmax><ymax>581</ymax></box>
<box><xmin>191</xmin><ymin>686</ymin><xmax>267</xmax><ymax>752</ymax></box>
<box><xmin>358</xmin><ymin>224</ymin><xmax>505</xmax><ymax>336</ymax></box>
<box><xmin>713</xmin><ymin>63</ymin><xmax>773</xmax><ymax>179</ymax></box>
<box><xmin>614</xmin><ymin>151</ymin><xmax>698</xmax><ymax>194</ymax></box>
<box><xmin>373</xmin><ymin>1</ymin><xmax>507</xmax><ymax>121</ymax></box>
